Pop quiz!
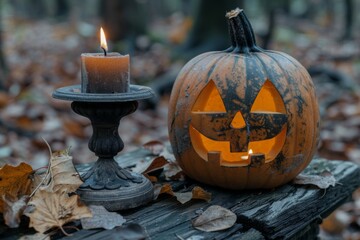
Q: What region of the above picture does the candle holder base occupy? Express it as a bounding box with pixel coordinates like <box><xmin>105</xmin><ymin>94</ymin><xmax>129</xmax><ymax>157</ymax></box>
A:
<box><xmin>53</xmin><ymin>84</ymin><xmax>155</xmax><ymax>211</ymax></box>
<box><xmin>77</xmin><ymin>173</ymin><xmax>153</xmax><ymax>211</ymax></box>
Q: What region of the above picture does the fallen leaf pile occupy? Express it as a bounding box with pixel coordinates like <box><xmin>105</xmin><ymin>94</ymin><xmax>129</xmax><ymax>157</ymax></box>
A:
<box><xmin>124</xmin><ymin>141</ymin><xmax>212</xmax><ymax>205</ymax></box>
<box><xmin>24</xmin><ymin>147</ymin><xmax>92</xmax><ymax>236</ymax></box>
<box><xmin>0</xmin><ymin>148</ymin><xmax>95</xmax><ymax>237</ymax></box>
<box><xmin>121</xmin><ymin>140</ymin><xmax>185</xmax><ymax>185</ymax></box>
<box><xmin>154</xmin><ymin>184</ymin><xmax>211</xmax><ymax>204</ymax></box>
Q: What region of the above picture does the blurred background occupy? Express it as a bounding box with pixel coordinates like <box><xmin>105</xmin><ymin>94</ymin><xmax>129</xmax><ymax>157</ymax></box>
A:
<box><xmin>0</xmin><ymin>0</ymin><xmax>359</xmax><ymax>238</ymax></box>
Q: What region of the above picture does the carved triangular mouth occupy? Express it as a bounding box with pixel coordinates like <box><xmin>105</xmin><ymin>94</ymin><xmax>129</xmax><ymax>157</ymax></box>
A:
<box><xmin>189</xmin><ymin>125</ymin><xmax>287</xmax><ymax>167</ymax></box>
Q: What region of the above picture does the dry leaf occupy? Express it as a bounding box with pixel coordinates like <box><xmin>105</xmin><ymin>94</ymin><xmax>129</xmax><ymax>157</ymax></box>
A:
<box><xmin>192</xmin><ymin>205</ymin><xmax>236</xmax><ymax>232</ymax></box>
<box><xmin>153</xmin><ymin>183</ymin><xmax>172</xmax><ymax>200</ymax></box>
<box><xmin>81</xmin><ymin>205</ymin><xmax>126</xmax><ymax>230</ymax></box>
<box><xmin>132</xmin><ymin>156</ymin><xmax>168</xmax><ymax>174</ymax></box>
<box><xmin>164</xmin><ymin>162</ymin><xmax>184</xmax><ymax>180</ymax></box>
<box><xmin>154</xmin><ymin>184</ymin><xmax>211</xmax><ymax>204</ymax></box>
<box><xmin>3</xmin><ymin>195</ymin><xmax>28</xmax><ymax>228</ymax></box>
<box><xmin>30</xmin><ymin>171</ymin><xmax>46</xmax><ymax>193</ymax></box>
<box><xmin>293</xmin><ymin>171</ymin><xmax>336</xmax><ymax>189</ymax></box>
<box><xmin>25</xmin><ymin>189</ymin><xmax>92</xmax><ymax>234</ymax></box>
<box><xmin>144</xmin><ymin>174</ymin><xmax>158</xmax><ymax>183</ymax></box>
<box><xmin>143</xmin><ymin>156</ymin><xmax>168</xmax><ymax>174</ymax></box>
<box><xmin>48</xmin><ymin>149</ymin><xmax>83</xmax><ymax>193</ymax></box>
<box><xmin>159</xmin><ymin>146</ymin><xmax>176</xmax><ymax>163</ymax></box>
<box><xmin>143</xmin><ymin>140</ymin><xmax>164</xmax><ymax>155</ymax></box>
<box><xmin>173</xmin><ymin>191</ymin><xmax>193</xmax><ymax>204</ymax></box>
<box><xmin>191</xmin><ymin>186</ymin><xmax>212</xmax><ymax>202</ymax></box>
<box><xmin>159</xmin><ymin>183</ymin><xmax>174</xmax><ymax>194</ymax></box>
<box><xmin>19</xmin><ymin>233</ymin><xmax>50</xmax><ymax>240</ymax></box>
<box><xmin>0</xmin><ymin>162</ymin><xmax>33</xmax><ymax>212</ymax></box>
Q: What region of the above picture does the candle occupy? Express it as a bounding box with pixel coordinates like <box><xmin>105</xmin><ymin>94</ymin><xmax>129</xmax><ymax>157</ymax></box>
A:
<box><xmin>240</xmin><ymin>149</ymin><xmax>253</xmax><ymax>160</ymax></box>
<box><xmin>81</xmin><ymin>28</ymin><xmax>130</xmax><ymax>93</ymax></box>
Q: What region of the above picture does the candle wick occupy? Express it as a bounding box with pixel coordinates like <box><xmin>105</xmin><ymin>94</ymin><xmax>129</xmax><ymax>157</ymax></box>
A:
<box><xmin>101</xmin><ymin>47</ymin><xmax>107</xmax><ymax>56</ymax></box>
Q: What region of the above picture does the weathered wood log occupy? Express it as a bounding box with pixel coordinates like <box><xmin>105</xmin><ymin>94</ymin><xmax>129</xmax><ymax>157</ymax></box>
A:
<box><xmin>1</xmin><ymin>154</ymin><xmax>359</xmax><ymax>240</ymax></box>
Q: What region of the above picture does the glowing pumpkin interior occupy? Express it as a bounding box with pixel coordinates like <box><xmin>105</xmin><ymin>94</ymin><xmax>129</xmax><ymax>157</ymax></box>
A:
<box><xmin>190</xmin><ymin>80</ymin><xmax>287</xmax><ymax>166</ymax></box>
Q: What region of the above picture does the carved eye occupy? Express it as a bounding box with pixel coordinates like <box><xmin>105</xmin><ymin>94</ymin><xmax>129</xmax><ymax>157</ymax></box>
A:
<box><xmin>248</xmin><ymin>80</ymin><xmax>287</xmax><ymax>161</ymax></box>
<box><xmin>192</xmin><ymin>80</ymin><xmax>226</xmax><ymax>113</ymax></box>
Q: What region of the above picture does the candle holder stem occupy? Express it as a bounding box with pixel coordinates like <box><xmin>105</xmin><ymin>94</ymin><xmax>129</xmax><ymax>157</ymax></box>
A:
<box><xmin>71</xmin><ymin>101</ymin><xmax>153</xmax><ymax>211</ymax></box>
<box><xmin>71</xmin><ymin>101</ymin><xmax>142</xmax><ymax>189</ymax></box>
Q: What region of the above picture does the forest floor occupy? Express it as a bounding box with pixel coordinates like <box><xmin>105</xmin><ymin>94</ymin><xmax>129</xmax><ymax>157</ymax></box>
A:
<box><xmin>0</xmin><ymin>13</ymin><xmax>360</xmax><ymax>239</ymax></box>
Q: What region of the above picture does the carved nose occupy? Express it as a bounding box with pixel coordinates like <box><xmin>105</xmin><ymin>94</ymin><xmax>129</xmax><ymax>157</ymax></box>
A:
<box><xmin>230</xmin><ymin>111</ymin><xmax>246</xmax><ymax>129</ymax></box>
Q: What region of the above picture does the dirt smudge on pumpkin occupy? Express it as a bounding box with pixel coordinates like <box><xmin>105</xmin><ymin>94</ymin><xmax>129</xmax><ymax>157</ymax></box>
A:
<box><xmin>272</xmin><ymin>153</ymin><xmax>287</xmax><ymax>172</ymax></box>
<box><xmin>244</xmin><ymin>55</ymin><xmax>267</xmax><ymax>109</ymax></box>
<box><xmin>272</xmin><ymin>153</ymin><xmax>304</xmax><ymax>174</ymax></box>
<box><xmin>264</xmin><ymin>52</ymin><xmax>307</xmax><ymax>118</ymax></box>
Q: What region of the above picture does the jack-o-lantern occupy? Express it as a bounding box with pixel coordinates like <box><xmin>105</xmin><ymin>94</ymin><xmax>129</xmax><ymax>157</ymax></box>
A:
<box><xmin>168</xmin><ymin>8</ymin><xmax>319</xmax><ymax>189</ymax></box>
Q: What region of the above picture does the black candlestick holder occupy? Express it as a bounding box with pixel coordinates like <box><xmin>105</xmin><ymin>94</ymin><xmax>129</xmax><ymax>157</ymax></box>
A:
<box><xmin>52</xmin><ymin>84</ymin><xmax>155</xmax><ymax>211</ymax></box>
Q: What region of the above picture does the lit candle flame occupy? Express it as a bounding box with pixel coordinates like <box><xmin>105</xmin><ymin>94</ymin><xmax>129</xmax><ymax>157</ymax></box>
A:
<box><xmin>100</xmin><ymin>27</ymin><xmax>108</xmax><ymax>55</ymax></box>
<box><xmin>241</xmin><ymin>149</ymin><xmax>253</xmax><ymax>160</ymax></box>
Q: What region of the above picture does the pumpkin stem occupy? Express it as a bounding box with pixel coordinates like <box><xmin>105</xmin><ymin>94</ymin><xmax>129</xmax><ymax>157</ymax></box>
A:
<box><xmin>224</xmin><ymin>16</ymin><xmax>236</xmax><ymax>52</ymax></box>
<box><xmin>225</xmin><ymin>8</ymin><xmax>262</xmax><ymax>54</ymax></box>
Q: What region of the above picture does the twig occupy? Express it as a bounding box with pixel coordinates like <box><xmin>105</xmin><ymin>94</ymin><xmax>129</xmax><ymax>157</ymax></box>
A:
<box><xmin>58</xmin><ymin>225</ymin><xmax>80</xmax><ymax>237</ymax></box>
<box><xmin>29</xmin><ymin>137</ymin><xmax>53</xmax><ymax>198</ymax></box>
<box><xmin>59</xmin><ymin>226</ymin><xmax>71</xmax><ymax>237</ymax></box>
<box><xmin>63</xmin><ymin>225</ymin><xmax>80</xmax><ymax>231</ymax></box>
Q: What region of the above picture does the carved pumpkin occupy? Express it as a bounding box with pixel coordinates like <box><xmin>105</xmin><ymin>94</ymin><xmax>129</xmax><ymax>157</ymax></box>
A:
<box><xmin>168</xmin><ymin>8</ymin><xmax>319</xmax><ymax>189</ymax></box>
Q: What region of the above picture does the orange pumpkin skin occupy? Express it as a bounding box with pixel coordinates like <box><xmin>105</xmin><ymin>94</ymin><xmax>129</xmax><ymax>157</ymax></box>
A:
<box><xmin>168</xmin><ymin>9</ymin><xmax>319</xmax><ymax>189</ymax></box>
